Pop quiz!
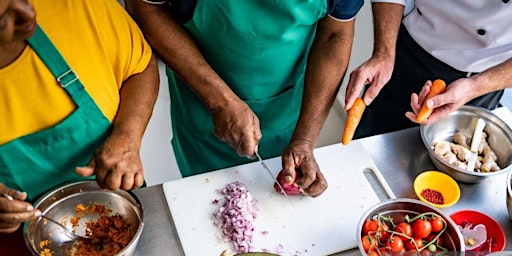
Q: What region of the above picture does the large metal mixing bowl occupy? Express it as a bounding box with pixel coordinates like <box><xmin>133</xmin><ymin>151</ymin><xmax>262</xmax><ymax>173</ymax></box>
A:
<box><xmin>23</xmin><ymin>181</ymin><xmax>144</xmax><ymax>256</ymax></box>
<box><xmin>507</xmin><ymin>169</ymin><xmax>512</xmax><ymax>221</ymax></box>
<box><xmin>420</xmin><ymin>105</ymin><xmax>512</xmax><ymax>183</ymax></box>
<box><xmin>357</xmin><ymin>198</ymin><xmax>465</xmax><ymax>254</ymax></box>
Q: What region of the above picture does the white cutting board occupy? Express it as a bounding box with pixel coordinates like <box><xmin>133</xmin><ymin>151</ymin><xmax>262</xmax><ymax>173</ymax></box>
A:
<box><xmin>162</xmin><ymin>141</ymin><xmax>394</xmax><ymax>256</ymax></box>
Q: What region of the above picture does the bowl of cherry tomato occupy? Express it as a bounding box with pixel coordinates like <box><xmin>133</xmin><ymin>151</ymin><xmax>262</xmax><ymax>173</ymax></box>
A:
<box><xmin>357</xmin><ymin>198</ymin><xmax>465</xmax><ymax>255</ymax></box>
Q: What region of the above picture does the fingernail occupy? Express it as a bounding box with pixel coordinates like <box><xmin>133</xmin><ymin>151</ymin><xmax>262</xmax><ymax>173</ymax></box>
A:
<box><xmin>427</xmin><ymin>100</ymin><xmax>434</xmax><ymax>108</ymax></box>
<box><xmin>27</xmin><ymin>205</ymin><xmax>34</xmax><ymax>211</ymax></box>
<box><xmin>16</xmin><ymin>191</ymin><xmax>26</xmax><ymax>199</ymax></box>
<box><xmin>284</xmin><ymin>175</ymin><xmax>293</xmax><ymax>183</ymax></box>
<box><xmin>365</xmin><ymin>97</ymin><xmax>373</xmax><ymax>106</ymax></box>
<box><xmin>34</xmin><ymin>209</ymin><xmax>42</xmax><ymax>216</ymax></box>
<box><xmin>1</xmin><ymin>193</ymin><xmax>13</xmax><ymax>201</ymax></box>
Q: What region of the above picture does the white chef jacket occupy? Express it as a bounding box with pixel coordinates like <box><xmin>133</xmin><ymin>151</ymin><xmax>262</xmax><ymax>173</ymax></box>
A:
<box><xmin>372</xmin><ymin>0</ymin><xmax>512</xmax><ymax>73</ymax></box>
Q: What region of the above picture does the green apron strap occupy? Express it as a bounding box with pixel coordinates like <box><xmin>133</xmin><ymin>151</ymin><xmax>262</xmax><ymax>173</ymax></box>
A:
<box><xmin>27</xmin><ymin>25</ymin><xmax>84</xmax><ymax>104</ymax></box>
<box><xmin>0</xmin><ymin>25</ymin><xmax>112</xmax><ymax>202</ymax></box>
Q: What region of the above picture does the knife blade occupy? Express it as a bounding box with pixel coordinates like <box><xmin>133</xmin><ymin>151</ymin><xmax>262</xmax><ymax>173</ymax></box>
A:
<box><xmin>466</xmin><ymin>118</ymin><xmax>486</xmax><ymax>172</ymax></box>
<box><xmin>254</xmin><ymin>150</ymin><xmax>296</xmax><ymax>209</ymax></box>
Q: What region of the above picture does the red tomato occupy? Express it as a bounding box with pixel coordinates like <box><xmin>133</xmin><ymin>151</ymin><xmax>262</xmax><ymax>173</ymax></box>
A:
<box><xmin>362</xmin><ymin>219</ymin><xmax>379</xmax><ymax>235</ymax></box>
<box><xmin>425</xmin><ymin>234</ymin><xmax>443</xmax><ymax>247</ymax></box>
<box><xmin>412</xmin><ymin>219</ymin><xmax>432</xmax><ymax>238</ymax></box>
<box><xmin>378</xmin><ymin>223</ymin><xmax>391</xmax><ymax>242</ymax></box>
<box><xmin>420</xmin><ymin>249</ymin><xmax>434</xmax><ymax>256</ymax></box>
<box><xmin>404</xmin><ymin>237</ymin><xmax>424</xmax><ymax>251</ymax></box>
<box><xmin>367</xmin><ymin>250</ymin><xmax>379</xmax><ymax>256</ymax></box>
<box><xmin>394</xmin><ymin>222</ymin><xmax>412</xmax><ymax>241</ymax></box>
<box><xmin>429</xmin><ymin>216</ymin><xmax>444</xmax><ymax>233</ymax></box>
<box><xmin>361</xmin><ymin>235</ymin><xmax>377</xmax><ymax>252</ymax></box>
<box><xmin>386</xmin><ymin>237</ymin><xmax>404</xmax><ymax>252</ymax></box>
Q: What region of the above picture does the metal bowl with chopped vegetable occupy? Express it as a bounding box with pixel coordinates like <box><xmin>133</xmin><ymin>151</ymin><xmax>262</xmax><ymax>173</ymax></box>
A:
<box><xmin>23</xmin><ymin>181</ymin><xmax>144</xmax><ymax>256</ymax></box>
<box><xmin>420</xmin><ymin>105</ymin><xmax>512</xmax><ymax>183</ymax></box>
<box><xmin>357</xmin><ymin>198</ymin><xmax>464</xmax><ymax>255</ymax></box>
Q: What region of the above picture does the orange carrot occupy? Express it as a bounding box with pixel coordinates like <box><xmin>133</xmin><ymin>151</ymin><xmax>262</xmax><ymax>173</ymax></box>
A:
<box><xmin>342</xmin><ymin>98</ymin><xmax>366</xmax><ymax>145</ymax></box>
<box><xmin>416</xmin><ymin>79</ymin><xmax>447</xmax><ymax>124</ymax></box>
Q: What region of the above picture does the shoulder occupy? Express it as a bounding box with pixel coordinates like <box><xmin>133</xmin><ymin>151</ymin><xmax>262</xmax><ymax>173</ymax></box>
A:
<box><xmin>327</xmin><ymin>0</ymin><xmax>365</xmax><ymax>20</ymax></box>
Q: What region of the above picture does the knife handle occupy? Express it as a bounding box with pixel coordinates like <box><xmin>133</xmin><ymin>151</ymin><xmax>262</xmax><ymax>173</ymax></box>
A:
<box><xmin>470</xmin><ymin>118</ymin><xmax>486</xmax><ymax>153</ymax></box>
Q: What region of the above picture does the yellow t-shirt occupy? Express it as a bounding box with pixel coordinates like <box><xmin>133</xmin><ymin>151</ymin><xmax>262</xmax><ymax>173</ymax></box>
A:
<box><xmin>0</xmin><ymin>0</ymin><xmax>152</xmax><ymax>144</ymax></box>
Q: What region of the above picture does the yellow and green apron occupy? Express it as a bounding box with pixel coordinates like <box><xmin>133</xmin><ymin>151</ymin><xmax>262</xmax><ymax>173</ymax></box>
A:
<box><xmin>169</xmin><ymin>0</ymin><xmax>327</xmax><ymax>176</ymax></box>
<box><xmin>0</xmin><ymin>26</ymin><xmax>111</xmax><ymax>203</ymax></box>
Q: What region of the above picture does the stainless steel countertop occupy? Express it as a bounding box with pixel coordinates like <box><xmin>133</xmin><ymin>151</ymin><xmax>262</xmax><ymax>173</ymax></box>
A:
<box><xmin>132</xmin><ymin>125</ymin><xmax>512</xmax><ymax>255</ymax></box>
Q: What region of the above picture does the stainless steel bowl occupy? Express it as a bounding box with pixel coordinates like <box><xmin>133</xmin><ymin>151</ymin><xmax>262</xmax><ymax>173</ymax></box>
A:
<box><xmin>357</xmin><ymin>198</ymin><xmax>465</xmax><ymax>254</ymax></box>
<box><xmin>23</xmin><ymin>181</ymin><xmax>144</xmax><ymax>256</ymax></box>
<box><xmin>420</xmin><ymin>105</ymin><xmax>512</xmax><ymax>183</ymax></box>
<box><xmin>507</xmin><ymin>169</ymin><xmax>512</xmax><ymax>221</ymax></box>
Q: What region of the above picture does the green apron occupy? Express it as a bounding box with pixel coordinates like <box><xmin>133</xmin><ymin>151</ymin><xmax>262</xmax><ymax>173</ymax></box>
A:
<box><xmin>0</xmin><ymin>25</ymin><xmax>111</xmax><ymax>203</ymax></box>
<box><xmin>169</xmin><ymin>0</ymin><xmax>327</xmax><ymax>176</ymax></box>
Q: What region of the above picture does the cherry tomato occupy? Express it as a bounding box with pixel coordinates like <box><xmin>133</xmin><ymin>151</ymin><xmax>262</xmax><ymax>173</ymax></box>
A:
<box><xmin>378</xmin><ymin>223</ymin><xmax>391</xmax><ymax>242</ymax></box>
<box><xmin>362</xmin><ymin>235</ymin><xmax>377</xmax><ymax>252</ymax></box>
<box><xmin>404</xmin><ymin>237</ymin><xmax>424</xmax><ymax>251</ymax></box>
<box><xmin>367</xmin><ymin>250</ymin><xmax>379</xmax><ymax>256</ymax></box>
<box><xmin>420</xmin><ymin>250</ymin><xmax>434</xmax><ymax>256</ymax></box>
<box><xmin>362</xmin><ymin>219</ymin><xmax>379</xmax><ymax>235</ymax></box>
<box><xmin>412</xmin><ymin>219</ymin><xmax>432</xmax><ymax>238</ymax></box>
<box><xmin>425</xmin><ymin>233</ymin><xmax>443</xmax><ymax>247</ymax></box>
<box><xmin>429</xmin><ymin>216</ymin><xmax>444</xmax><ymax>233</ymax></box>
<box><xmin>394</xmin><ymin>222</ymin><xmax>412</xmax><ymax>241</ymax></box>
<box><xmin>386</xmin><ymin>236</ymin><xmax>404</xmax><ymax>252</ymax></box>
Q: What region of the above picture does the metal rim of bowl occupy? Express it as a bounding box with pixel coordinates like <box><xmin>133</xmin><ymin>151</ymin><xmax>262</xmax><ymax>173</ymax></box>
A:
<box><xmin>356</xmin><ymin>198</ymin><xmax>465</xmax><ymax>254</ymax></box>
<box><xmin>23</xmin><ymin>180</ymin><xmax>144</xmax><ymax>256</ymax></box>
<box><xmin>420</xmin><ymin>105</ymin><xmax>512</xmax><ymax>179</ymax></box>
<box><xmin>507</xmin><ymin>169</ymin><xmax>512</xmax><ymax>198</ymax></box>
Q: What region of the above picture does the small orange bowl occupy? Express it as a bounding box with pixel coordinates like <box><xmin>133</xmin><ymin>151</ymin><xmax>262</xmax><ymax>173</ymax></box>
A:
<box><xmin>413</xmin><ymin>170</ymin><xmax>460</xmax><ymax>208</ymax></box>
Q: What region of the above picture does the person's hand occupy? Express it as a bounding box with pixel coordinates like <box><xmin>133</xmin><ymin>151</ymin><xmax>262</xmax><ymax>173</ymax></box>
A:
<box><xmin>211</xmin><ymin>99</ymin><xmax>262</xmax><ymax>158</ymax></box>
<box><xmin>281</xmin><ymin>140</ymin><xmax>327</xmax><ymax>197</ymax></box>
<box><xmin>345</xmin><ymin>54</ymin><xmax>395</xmax><ymax>110</ymax></box>
<box><xmin>0</xmin><ymin>183</ymin><xmax>40</xmax><ymax>233</ymax></box>
<box><xmin>406</xmin><ymin>78</ymin><xmax>475</xmax><ymax>125</ymax></box>
<box><xmin>75</xmin><ymin>132</ymin><xmax>144</xmax><ymax>190</ymax></box>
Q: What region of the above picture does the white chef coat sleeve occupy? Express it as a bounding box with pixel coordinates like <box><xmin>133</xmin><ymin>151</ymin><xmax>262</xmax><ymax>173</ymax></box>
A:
<box><xmin>371</xmin><ymin>0</ymin><xmax>407</xmax><ymax>5</ymax></box>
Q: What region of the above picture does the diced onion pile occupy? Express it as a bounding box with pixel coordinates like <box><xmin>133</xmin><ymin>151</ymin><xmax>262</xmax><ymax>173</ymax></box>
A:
<box><xmin>212</xmin><ymin>181</ymin><xmax>258</xmax><ymax>253</ymax></box>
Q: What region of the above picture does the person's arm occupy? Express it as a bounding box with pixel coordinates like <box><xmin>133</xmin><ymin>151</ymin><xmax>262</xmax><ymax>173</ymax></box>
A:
<box><xmin>406</xmin><ymin>57</ymin><xmax>512</xmax><ymax>124</ymax></box>
<box><xmin>280</xmin><ymin>17</ymin><xmax>355</xmax><ymax>197</ymax></box>
<box><xmin>125</xmin><ymin>0</ymin><xmax>261</xmax><ymax>157</ymax></box>
<box><xmin>76</xmin><ymin>55</ymin><xmax>160</xmax><ymax>190</ymax></box>
<box><xmin>345</xmin><ymin>2</ymin><xmax>404</xmax><ymax>109</ymax></box>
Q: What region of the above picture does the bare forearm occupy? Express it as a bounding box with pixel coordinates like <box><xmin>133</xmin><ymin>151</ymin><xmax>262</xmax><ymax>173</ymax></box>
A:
<box><xmin>371</xmin><ymin>2</ymin><xmax>404</xmax><ymax>59</ymax></box>
<box><xmin>471</xmin><ymin>57</ymin><xmax>512</xmax><ymax>96</ymax></box>
<box><xmin>124</xmin><ymin>0</ymin><xmax>239</xmax><ymax>111</ymax></box>
<box><xmin>292</xmin><ymin>18</ymin><xmax>355</xmax><ymax>146</ymax></box>
<box><xmin>112</xmin><ymin>55</ymin><xmax>159</xmax><ymax>144</ymax></box>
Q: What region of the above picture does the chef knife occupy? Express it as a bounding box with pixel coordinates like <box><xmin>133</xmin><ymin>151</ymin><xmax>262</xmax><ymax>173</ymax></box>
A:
<box><xmin>466</xmin><ymin>118</ymin><xmax>486</xmax><ymax>172</ymax></box>
<box><xmin>254</xmin><ymin>150</ymin><xmax>296</xmax><ymax>209</ymax></box>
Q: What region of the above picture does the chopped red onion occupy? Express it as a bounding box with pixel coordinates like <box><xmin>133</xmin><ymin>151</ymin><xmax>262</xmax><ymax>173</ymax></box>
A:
<box><xmin>212</xmin><ymin>182</ymin><xmax>258</xmax><ymax>253</ymax></box>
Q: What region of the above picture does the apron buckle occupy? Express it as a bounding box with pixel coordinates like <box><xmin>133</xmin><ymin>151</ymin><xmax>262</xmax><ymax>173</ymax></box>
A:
<box><xmin>57</xmin><ymin>69</ymin><xmax>79</xmax><ymax>88</ymax></box>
